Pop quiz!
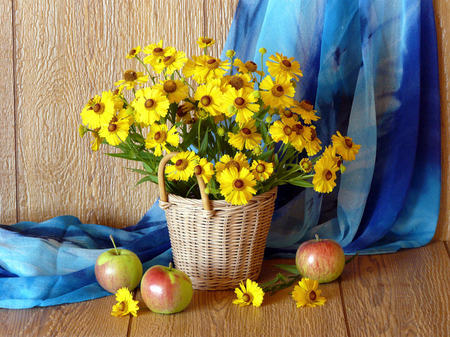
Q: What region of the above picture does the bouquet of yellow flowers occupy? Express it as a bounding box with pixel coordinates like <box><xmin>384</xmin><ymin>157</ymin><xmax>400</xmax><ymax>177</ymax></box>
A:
<box><xmin>78</xmin><ymin>37</ymin><xmax>360</xmax><ymax>205</ymax></box>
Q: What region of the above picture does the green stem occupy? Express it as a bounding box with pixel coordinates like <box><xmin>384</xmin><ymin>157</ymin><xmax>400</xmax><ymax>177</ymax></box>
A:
<box><xmin>109</xmin><ymin>235</ymin><xmax>120</xmax><ymax>255</ymax></box>
<box><xmin>198</xmin><ymin>119</ymin><xmax>202</xmax><ymax>151</ymax></box>
<box><xmin>136</xmin><ymin>56</ymin><xmax>156</xmax><ymax>84</ymax></box>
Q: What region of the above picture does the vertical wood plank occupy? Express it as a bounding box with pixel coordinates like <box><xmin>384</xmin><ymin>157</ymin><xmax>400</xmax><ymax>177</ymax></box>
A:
<box><xmin>13</xmin><ymin>0</ymin><xmax>203</xmax><ymax>227</ymax></box>
<box><xmin>434</xmin><ymin>0</ymin><xmax>450</xmax><ymax>240</ymax></box>
<box><xmin>0</xmin><ymin>0</ymin><xmax>17</xmax><ymax>225</ymax></box>
<box><xmin>341</xmin><ymin>242</ymin><xmax>450</xmax><ymax>336</ymax></box>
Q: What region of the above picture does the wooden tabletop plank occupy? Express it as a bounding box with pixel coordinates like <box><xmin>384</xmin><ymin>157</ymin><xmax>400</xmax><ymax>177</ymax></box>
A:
<box><xmin>0</xmin><ymin>295</ymin><xmax>129</xmax><ymax>337</ymax></box>
<box><xmin>340</xmin><ymin>241</ymin><xmax>450</xmax><ymax>337</ymax></box>
<box><xmin>129</xmin><ymin>259</ymin><xmax>348</xmax><ymax>337</ymax></box>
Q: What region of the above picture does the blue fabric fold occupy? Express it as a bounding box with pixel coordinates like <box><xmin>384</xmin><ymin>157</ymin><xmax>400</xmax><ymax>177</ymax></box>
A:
<box><xmin>0</xmin><ymin>0</ymin><xmax>441</xmax><ymax>309</ymax></box>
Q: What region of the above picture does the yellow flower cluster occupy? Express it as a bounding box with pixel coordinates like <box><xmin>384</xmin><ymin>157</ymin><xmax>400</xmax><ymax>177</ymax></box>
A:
<box><xmin>78</xmin><ymin>37</ymin><xmax>360</xmax><ymax>204</ymax></box>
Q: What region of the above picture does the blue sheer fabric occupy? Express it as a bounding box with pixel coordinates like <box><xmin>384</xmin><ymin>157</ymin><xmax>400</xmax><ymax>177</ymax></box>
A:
<box><xmin>0</xmin><ymin>0</ymin><xmax>441</xmax><ymax>309</ymax></box>
<box><xmin>223</xmin><ymin>0</ymin><xmax>441</xmax><ymax>257</ymax></box>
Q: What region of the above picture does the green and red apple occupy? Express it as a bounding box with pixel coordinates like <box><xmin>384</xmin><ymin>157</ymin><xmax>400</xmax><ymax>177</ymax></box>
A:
<box><xmin>295</xmin><ymin>236</ymin><xmax>345</xmax><ymax>283</ymax></box>
<box><xmin>140</xmin><ymin>264</ymin><xmax>193</xmax><ymax>314</ymax></box>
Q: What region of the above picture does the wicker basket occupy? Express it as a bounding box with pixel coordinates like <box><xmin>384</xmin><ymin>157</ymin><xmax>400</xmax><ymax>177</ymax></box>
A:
<box><xmin>158</xmin><ymin>152</ymin><xmax>277</xmax><ymax>290</ymax></box>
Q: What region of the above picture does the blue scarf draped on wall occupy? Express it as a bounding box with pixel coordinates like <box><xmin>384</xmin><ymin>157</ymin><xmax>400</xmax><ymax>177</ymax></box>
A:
<box><xmin>0</xmin><ymin>0</ymin><xmax>441</xmax><ymax>308</ymax></box>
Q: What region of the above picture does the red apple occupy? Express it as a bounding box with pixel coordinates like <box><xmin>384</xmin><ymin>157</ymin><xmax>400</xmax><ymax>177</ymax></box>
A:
<box><xmin>295</xmin><ymin>236</ymin><xmax>345</xmax><ymax>283</ymax></box>
<box><xmin>140</xmin><ymin>264</ymin><xmax>193</xmax><ymax>314</ymax></box>
<box><xmin>95</xmin><ymin>236</ymin><xmax>143</xmax><ymax>293</ymax></box>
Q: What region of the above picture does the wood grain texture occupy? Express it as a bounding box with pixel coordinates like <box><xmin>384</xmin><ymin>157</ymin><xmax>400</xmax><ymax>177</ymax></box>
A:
<box><xmin>434</xmin><ymin>0</ymin><xmax>450</xmax><ymax>240</ymax></box>
<box><xmin>129</xmin><ymin>259</ymin><xmax>348</xmax><ymax>337</ymax></box>
<box><xmin>0</xmin><ymin>296</ymin><xmax>129</xmax><ymax>337</ymax></box>
<box><xmin>0</xmin><ymin>0</ymin><xmax>17</xmax><ymax>224</ymax></box>
<box><xmin>12</xmin><ymin>0</ymin><xmax>207</xmax><ymax>227</ymax></box>
<box><xmin>341</xmin><ymin>241</ymin><xmax>450</xmax><ymax>337</ymax></box>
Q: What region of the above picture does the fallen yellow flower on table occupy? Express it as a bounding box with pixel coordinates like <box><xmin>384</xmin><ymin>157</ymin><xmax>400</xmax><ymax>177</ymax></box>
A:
<box><xmin>292</xmin><ymin>277</ymin><xmax>326</xmax><ymax>308</ymax></box>
<box><xmin>233</xmin><ymin>279</ymin><xmax>264</xmax><ymax>307</ymax></box>
<box><xmin>111</xmin><ymin>287</ymin><xmax>139</xmax><ymax>317</ymax></box>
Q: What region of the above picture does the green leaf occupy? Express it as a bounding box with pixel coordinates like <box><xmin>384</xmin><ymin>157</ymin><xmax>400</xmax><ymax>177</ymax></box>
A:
<box><xmin>106</xmin><ymin>152</ymin><xmax>139</xmax><ymax>161</ymax></box>
<box><xmin>288</xmin><ymin>178</ymin><xmax>314</xmax><ymax>188</ymax></box>
<box><xmin>136</xmin><ymin>174</ymin><xmax>158</xmax><ymax>186</ymax></box>
<box><xmin>274</xmin><ymin>264</ymin><xmax>300</xmax><ymax>275</ymax></box>
<box><xmin>199</xmin><ymin>130</ymin><xmax>209</xmax><ymax>155</ymax></box>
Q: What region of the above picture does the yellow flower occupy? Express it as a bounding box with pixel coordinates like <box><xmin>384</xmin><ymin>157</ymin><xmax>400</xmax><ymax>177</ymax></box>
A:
<box><xmin>154</xmin><ymin>79</ymin><xmax>189</xmax><ymax>104</ymax></box>
<box><xmin>267</xmin><ymin>53</ymin><xmax>303</xmax><ymax>82</ymax></box>
<box><xmin>126</xmin><ymin>45</ymin><xmax>141</xmax><ymax>59</ymax></box>
<box><xmin>99</xmin><ymin>109</ymin><xmax>132</xmax><ymax>146</ymax></box>
<box><xmin>227</xmin><ymin>120</ymin><xmax>262</xmax><ymax>151</ymax></box>
<box><xmin>215</xmin><ymin>152</ymin><xmax>250</xmax><ymax>181</ymax></box>
<box><xmin>233</xmin><ymin>279</ymin><xmax>264</xmax><ymax>307</ymax></box>
<box><xmin>304</xmin><ymin>126</ymin><xmax>322</xmax><ymax>156</ymax></box>
<box><xmin>260</xmin><ymin>76</ymin><xmax>295</xmax><ymax>109</ymax></box>
<box><xmin>194</xmin><ymin>82</ymin><xmax>223</xmax><ymax>117</ymax></box>
<box><xmin>223</xmin><ymin>88</ymin><xmax>260</xmax><ymax>125</ymax></box>
<box><xmin>153</xmin><ymin>48</ymin><xmax>187</xmax><ymax>75</ymax></box>
<box><xmin>251</xmin><ymin>160</ymin><xmax>273</xmax><ymax>181</ymax></box>
<box><xmin>292</xmin><ymin>278</ymin><xmax>326</xmax><ymax>308</ymax></box>
<box><xmin>90</xmin><ymin>129</ymin><xmax>103</xmax><ymax>152</ymax></box>
<box><xmin>218</xmin><ymin>167</ymin><xmax>257</xmax><ymax>205</ymax></box>
<box><xmin>269</xmin><ymin>117</ymin><xmax>297</xmax><ymax>144</ymax></box>
<box><xmin>114</xmin><ymin>70</ymin><xmax>149</xmax><ymax>90</ymax></box>
<box><xmin>145</xmin><ymin>124</ymin><xmax>179</xmax><ymax>157</ymax></box>
<box><xmin>184</xmin><ymin>55</ymin><xmax>230</xmax><ymax>83</ymax></box>
<box><xmin>221</xmin><ymin>73</ymin><xmax>254</xmax><ymax>92</ymax></box>
<box><xmin>111</xmin><ymin>287</ymin><xmax>139</xmax><ymax>317</ymax></box>
<box><xmin>166</xmin><ymin>151</ymin><xmax>199</xmax><ymax>181</ymax></box>
<box><xmin>321</xmin><ymin>145</ymin><xmax>343</xmax><ymax>168</ymax></box>
<box><xmin>233</xmin><ymin>58</ymin><xmax>259</xmax><ymax>74</ymax></box>
<box><xmin>194</xmin><ymin>158</ymin><xmax>214</xmax><ymax>184</ymax></box>
<box><xmin>291</xmin><ymin>100</ymin><xmax>320</xmax><ymax>124</ymax></box>
<box><xmin>176</xmin><ymin>101</ymin><xmax>195</xmax><ymax>123</ymax></box>
<box><xmin>143</xmin><ymin>40</ymin><xmax>167</xmax><ymax>68</ymax></box>
<box><xmin>331</xmin><ymin>131</ymin><xmax>361</xmax><ymax>161</ymax></box>
<box><xmin>80</xmin><ymin>91</ymin><xmax>119</xmax><ymax>129</ymax></box>
<box><xmin>312</xmin><ymin>156</ymin><xmax>339</xmax><ymax>193</ymax></box>
<box><xmin>290</xmin><ymin>120</ymin><xmax>311</xmax><ymax>153</ymax></box>
<box><xmin>299</xmin><ymin>158</ymin><xmax>313</xmax><ymax>173</ymax></box>
<box><xmin>132</xmin><ymin>87</ymin><xmax>170</xmax><ymax>126</ymax></box>
<box><xmin>197</xmin><ymin>36</ymin><xmax>216</xmax><ymax>48</ymax></box>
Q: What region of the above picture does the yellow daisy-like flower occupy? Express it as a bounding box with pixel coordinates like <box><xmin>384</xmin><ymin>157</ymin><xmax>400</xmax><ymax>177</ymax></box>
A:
<box><xmin>90</xmin><ymin>129</ymin><xmax>103</xmax><ymax>152</ymax></box>
<box><xmin>223</xmin><ymin>88</ymin><xmax>260</xmax><ymax>125</ymax></box>
<box><xmin>292</xmin><ymin>278</ymin><xmax>326</xmax><ymax>308</ymax></box>
<box><xmin>126</xmin><ymin>45</ymin><xmax>141</xmax><ymax>59</ymax></box>
<box><xmin>227</xmin><ymin>120</ymin><xmax>262</xmax><ymax>151</ymax></box>
<box><xmin>176</xmin><ymin>101</ymin><xmax>196</xmax><ymax>124</ymax></box>
<box><xmin>260</xmin><ymin>76</ymin><xmax>295</xmax><ymax>109</ymax></box>
<box><xmin>184</xmin><ymin>55</ymin><xmax>230</xmax><ymax>83</ymax></box>
<box><xmin>304</xmin><ymin>126</ymin><xmax>322</xmax><ymax>156</ymax></box>
<box><xmin>80</xmin><ymin>91</ymin><xmax>119</xmax><ymax>129</ymax></box>
<box><xmin>111</xmin><ymin>287</ymin><xmax>139</xmax><ymax>317</ymax></box>
<box><xmin>233</xmin><ymin>279</ymin><xmax>264</xmax><ymax>307</ymax></box>
<box><xmin>215</xmin><ymin>152</ymin><xmax>250</xmax><ymax>181</ymax></box>
<box><xmin>233</xmin><ymin>58</ymin><xmax>263</xmax><ymax>76</ymax></box>
<box><xmin>153</xmin><ymin>48</ymin><xmax>188</xmax><ymax>75</ymax></box>
<box><xmin>312</xmin><ymin>156</ymin><xmax>339</xmax><ymax>193</ymax></box>
<box><xmin>114</xmin><ymin>70</ymin><xmax>149</xmax><ymax>91</ymax></box>
<box><xmin>145</xmin><ymin>124</ymin><xmax>179</xmax><ymax>157</ymax></box>
<box><xmin>166</xmin><ymin>151</ymin><xmax>199</xmax><ymax>181</ymax></box>
<box><xmin>194</xmin><ymin>158</ymin><xmax>214</xmax><ymax>184</ymax></box>
<box><xmin>290</xmin><ymin>120</ymin><xmax>312</xmax><ymax>153</ymax></box>
<box><xmin>267</xmin><ymin>53</ymin><xmax>303</xmax><ymax>82</ymax></box>
<box><xmin>220</xmin><ymin>73</ymin><xmax>254</xmax><ymax>93</ymax></box>
<box><xmin>99</xmin><ymin>109</ymin><xmax>132</xmax><ymax>146</ymax></box>
<box><xmin>143</xmin><ymin>40</ymin><xmax>167</xmax><ymax>68</ymax></box>
<box><xmin>321</xmin><ymin>145</ymin><xmax>343</xmax><ymax>168</ymax></box>
<box><xmin>197</xmin><ymin>36</ymin><xmax>216</xmax><ymax>48</ymax></box>
<box><xmin>299</xmin><ymin>158</ymin><xmax>313</xmax><ymax>173</ymax></box>
<box><xmin>269</xmin><ymin>117</ymin><xmax>297</xmax><ymax>144</ymax></box>
<box><xmin>154</xmin><ymin>79</ymin><xmax>189</xmax><ymax>104</ymax></box>
<box><xmin>251</xmin><ymin>160</ymin><xmax>273</xmax><ymax>181</ymax></box>
<box><xmin>218</xmin><ymin>167</ymin><xmax>257</xmax><ymax>205</ymax></box>
<box><xmin>331</xmin><ymin>131</ymin><xmax>361</xmax><ymax>161</ymax></box>
<box><xmin>194</xmin><ymin>82</ymin><xmax>223</xmax><ymax>117</ymax></box>
<box><xmin>291</xmin><ymin>100</ymin><xmax>320</xmax><ymax>125</ymax></box>
<box><xmin>132</xmin><ymin>87</ymin><xmax>170</xmax><ymax>126</ymax></box>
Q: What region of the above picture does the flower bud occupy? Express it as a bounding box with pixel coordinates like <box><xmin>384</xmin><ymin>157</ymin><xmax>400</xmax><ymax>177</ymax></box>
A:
<box><xmin>265</xmin><ymin>116</ymin><xmax>272</xmax><ymax>124</ymax></box>
<box><xmin>226</xmin><ymin>49</ymin><xmax>236</xmax><ymax>58</ymax></box>
<box><xmin>340</xmin><ymin>164</ymin><xmax>346</xmax><ymax>173</ymax></box>
<box><xmin>252</xmin><ymin>90</ymin><xmax>261</xmax><ymax>99</ymax></box>
<box><xmin>217</xmin><ymin>127</ymin><xmax>225</xmax><ymax>136</ymax></box>
<box><xmin>78</xmin><ymin>125</ymin><xmax>88</xmax><ymax>138</ymax></box>
<box><xmin>259</xmin><ymin>47</ymin><xmax>267</xmax><ymax>55</ymax></box>
<box><xmin>204</xmin><ymin>187</ymin><xmax>210</xmax><ymax>194</ymax></box>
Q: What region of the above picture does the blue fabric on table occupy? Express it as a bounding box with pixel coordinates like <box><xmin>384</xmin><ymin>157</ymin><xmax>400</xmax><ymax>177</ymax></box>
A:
<box><xmin>0</xmin><ymin>0</ymin><xmax>441</xmax><ymax>309</ymax></box>
<box><xmin>223</xmin><ymin>0</ymin><xmax>441</xmax><ymax>256</ymax></box>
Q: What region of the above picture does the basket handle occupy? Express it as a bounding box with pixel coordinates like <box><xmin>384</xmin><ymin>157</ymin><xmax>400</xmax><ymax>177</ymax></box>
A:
<box><xmin>158</xmin><ymin>152</ymin><xmax>212</xmax><ymax>211</ymax></box>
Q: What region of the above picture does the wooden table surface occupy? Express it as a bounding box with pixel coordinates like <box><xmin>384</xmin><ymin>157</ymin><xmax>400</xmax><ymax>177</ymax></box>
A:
<box><xmin>0</xmin><ymin>241</ymin><xmax>448</xmax><ymax>337</ymax></box>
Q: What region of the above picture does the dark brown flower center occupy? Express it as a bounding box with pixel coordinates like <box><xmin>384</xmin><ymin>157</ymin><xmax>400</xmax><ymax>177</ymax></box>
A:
<box><xmin>234</xmin><ymin>97</ymin><xmax>245</xmax><ymax>106</ymax></box>
<box><xmin>177</xmin><ymin>106</ymin><xmax>187</xmax><ymax>117</ymax></box>
<box><xmin>111</xmin><ymin>116</ymin><xmax>118</xmax><ymax>123</ymax></box>
<box><xmin>229</xmin><ymin>77</ymin><xmax>244</xmax><ymax>90</ymax></box>
<box><xmin>145</xmin><ymin>99</ymin><xmax>155</xmax><ymax>108</ymax></box>
<box><xmin>117</xmin><ymin>301</ymin><xmax>126</xmax><ymax>311</ymax></box>
<box><xmin>154</xmin><ymin>131</ymin><xmax>161</xmax><ymax>141</ymax></box>
<box><xmin>233</xmin><ymin>179</ymin><xmax>244</xmax><ymax>189</ymax></box>
<box><xmin>256</xmin><ymin>163</ymin><xmax>265</xmax><ymax>173</ymax></box>
<box><xmin>283</xmin><ymin>110</ymin><xmax>293</xmax><ymax>118</ymax></box>
<box><xmin>345</xmin><ymin>138</ymin><xmax>353</xmax><ymax>148</ymax></box>
<box><xmin>194</xmin><ymin>165</ymin><xmax>203</xmax><ymax>175</ymax></box>
<box><xmin>299</xmin><ymin>100</ymin><xmax>314</xmax><ymax>111</ymax></box>
<box><xmin>325</xmin><ymin>170</ymin><xmax>332</xmax><ymax>180</ymax></box>
<box><xmin>310</xmin><ymin>129</ymin><xmax>317</xmax><ymax>141</ymax></box>
<box><xmin>124</xmin><ymin>70</ymin><xmax>138</xmax><ymax>82</ymax></box>
<box><xmin>176</xmin><ymin>159</ymin><xmax>183</xmax><ymax>166</ymax></box>
<box><xmin>202</xmin><ymin>38</ymin><xmax>213</xmax><ymax>44</ymax></box>
<box><xmin>108</xmin><ymin>123</ymin><xmax>117</xmax><ymax>132</ymax></box>
<box><xmin>153</xmin><ymin>47</ymin><xmax>164</xmax><ymax>55</ymax></box>
<box><xmin>283</xmin><ymin>125</ymin><xmax>292</xmax><ymax>136</ymax></box>
<box><xmin>129</xmin><ymin>48</ymin><xmax>136</xmax><ymax>56</ymax></box>
<box><xmin>163</xmin><ymin>55</ymin><xmax>174</xmax><ymax>64</ymax></box>
<box><xmin>206</xmin><ymin>58</ymin><xmax>219</xmax><ymax>69</ymax></box>
<box><xmin>163</xmin><ymin>80</ymin><xmax>177</xmax><ymax>93</ymax></box>
<box><xmin>92</xmin><ymin>103</ymin><xmax>104</xmax><ymax>114</ymax></box>
<box><xmin>282</xmin><ymin>59</ymin><xmax>292</xmax><ymax>68</ymax></box>
<box><xmin>293</xmin><ymin>124</ymin><xmax>303</xmax><ymax>135</ymax></box>
<box><xmin>241</xmin><ymin>127</ymin><xmax>251</xmax><ymax>135</ymax></box>
<box><xmin>226</xmin><ymin>161</ymin><xmax>241</xmax><ymax>171</ymax></box>
<box><xmin>309</xmin><ymin>290</ymin><xmax>317</xmax><ymax>301</ymax></box>
<box><xmin>242</xmin><ymin>293</ymin><xmax>251</xmax><ymax>303</ymax></box>
<box><xmin>271</xmin><ymin>85</ymin><xmax>285</xmax><ymax>97</ymax></box>
<box><xmin>201</xmin><ymin>95</ymin><xmax>212</xmax><ymax>106</ymax></box>
<box><xmin>244</xmin><ymin>61</ymin><xmax>257</xmax><ymax>72</ymax></box>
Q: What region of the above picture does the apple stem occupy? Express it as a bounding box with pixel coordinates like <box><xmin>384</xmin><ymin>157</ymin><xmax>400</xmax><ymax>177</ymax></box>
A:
<box><xmin>109</xmin><ymin>235</ymin><xmax>120</xmax><ymax>255</ymax></box>
<box><xmin>168</xmin><ymin>262</ymin><xmax>173</xmax><ymax>271</ymax></box>
<box><xmin>315</xmin><ymin>234</ymin><xmax>320</xmax><ymax>241</ymax></box>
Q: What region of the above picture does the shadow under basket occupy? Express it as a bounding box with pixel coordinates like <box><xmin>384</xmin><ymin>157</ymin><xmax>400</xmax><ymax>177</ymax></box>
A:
<box><xmin>158</xmin><ymin>152</ymin><xmax>278</xmax><ymax>290</ymax></box>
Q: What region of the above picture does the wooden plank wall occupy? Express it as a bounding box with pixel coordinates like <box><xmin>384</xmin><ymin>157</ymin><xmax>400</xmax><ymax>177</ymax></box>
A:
<box><xmin>0</xmin><ymin>0</ymin><xmax>448</xmax><ymax>240</ymax></box>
